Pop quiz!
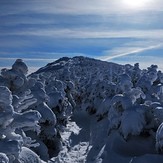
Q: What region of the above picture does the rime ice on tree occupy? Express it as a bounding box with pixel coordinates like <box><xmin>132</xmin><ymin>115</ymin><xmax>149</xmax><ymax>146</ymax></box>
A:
<box><xmin>0</xmin><ymin>86</ymin><xmax>43</xmax><ymax>163</ymax></box>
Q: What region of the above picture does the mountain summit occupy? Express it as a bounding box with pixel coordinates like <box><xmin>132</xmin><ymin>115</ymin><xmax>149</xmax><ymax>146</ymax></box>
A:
<box><xmin>34</xmin><ymin>56</ymin><xmax>123</xmax><ymax>74</ymax></box>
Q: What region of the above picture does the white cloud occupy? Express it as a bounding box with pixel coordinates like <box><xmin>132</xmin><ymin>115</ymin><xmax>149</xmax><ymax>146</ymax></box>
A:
<box><xmin>98</xmin><ymin>43</ymin><xmax>163</xmax><ymax>61</ymax></box>
<box><xmin>0</xmin><ymin>0</ymin><xmax>136</xmax><ymax>16</ymax></box>
<box><xmin>0</xmin><ymin>57</ymin><xmax>55</xmax><ymax>62</ymax></box>
<box><xmin>0</xmin><ymin>51</ymin><xmax>86</xmax><ymax>59</ymax></box>
<box><xmin>0</xmin><ymin>0</ymin><xmax>163</xmax><ymax>73</ymax></box>
<box><xmin>94</xmin><ymin>40</ymin><xmax>163</xmax><ymax>71</ymax></box>
<box><xmin>1</xmin><ymin>0</ymin><xmax>162</xmax><ymax>16</ymax></box>
<box><xmin>2</xmin><ymin>28</ymin><xmax>163</xmax><ymax>40</ymax></box>
<box><xmin>42</xmin><ymin>0</ymin><xmax>163</xmax><ymax>14</ymax></box>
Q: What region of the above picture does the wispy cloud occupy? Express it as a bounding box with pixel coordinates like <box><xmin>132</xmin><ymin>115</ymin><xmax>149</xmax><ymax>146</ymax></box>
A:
<box><xmin>99</xmin><ymin>43</ymin><xmax>163</xmax><ymax>61</ymax></box>
<box><xmin>0</xmin><ymin>0</ymin><xmax>121</xmax><ymax>16</ymax></box>
<box><xmin>0</xmin><ymin>57</ymin><xmax>55</xmax><ymax>62</ymax></box>
<box><xmin>0</xmin><ymin>0</ymin><xmax>163</xmax><ymax>72</ymax></box>
<box><xmin>1</xmin><ymin>28</ymin><xmax>163</xmax><ymax>39</ymax></box>
<box><xmin>1</xmin><ymin>0</ymin><xmax>163</xmax><ymax>16</ymax></box>
<box><xmin>0</xmin><ymin>51</ymin><xmax>86</xmax><ymax>59</ymax></box>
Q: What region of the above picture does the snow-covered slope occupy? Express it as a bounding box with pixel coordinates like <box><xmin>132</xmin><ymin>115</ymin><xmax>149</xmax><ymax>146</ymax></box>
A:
<box><xmin>0</xmin><ymin>56</ymin><xmax>163</xmax><ymax>163</ymax></box>
<box><xmin>32</xmin><ymin>56</ymin><xmax>163</xmax><ymax>163</ymax></box>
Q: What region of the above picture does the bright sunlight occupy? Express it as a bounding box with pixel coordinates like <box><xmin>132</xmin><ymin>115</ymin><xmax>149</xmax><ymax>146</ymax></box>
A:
<box><xmin>123</xmin><ymin>0</ymin><xmax>149</xmax><ymax>8</ymax></box>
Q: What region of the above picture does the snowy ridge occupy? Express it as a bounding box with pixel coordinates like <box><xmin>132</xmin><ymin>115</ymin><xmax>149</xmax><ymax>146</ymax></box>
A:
<box><xmin>0</xmin><ymin>56</ymin><xmax>163</xmax><ymax>163</ymax></box>
<box><xmin>34</xmin><ymin>56</ymin><xmax>123</xmax><ymax>74</ymax></box>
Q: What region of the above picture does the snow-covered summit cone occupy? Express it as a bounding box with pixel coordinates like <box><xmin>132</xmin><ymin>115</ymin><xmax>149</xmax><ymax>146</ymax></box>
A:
<box><xmin>33</xmin><ymin>56</ymin><xmax>123</xmax><ymax>75</ymax></box>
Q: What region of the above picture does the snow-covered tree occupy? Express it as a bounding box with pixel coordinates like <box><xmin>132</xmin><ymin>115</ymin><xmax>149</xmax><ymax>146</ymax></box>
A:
<box><xmin>0</xmin><ymin>86</ymin><xmax>44</xmax><ymax>163</ymax></box>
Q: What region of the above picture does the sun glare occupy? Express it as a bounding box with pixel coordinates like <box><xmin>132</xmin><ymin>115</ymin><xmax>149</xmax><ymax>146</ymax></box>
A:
<box><xmin>123</xmin><ymin>0</ymin><xmax>148</xmax><ymax>8</ymax></box>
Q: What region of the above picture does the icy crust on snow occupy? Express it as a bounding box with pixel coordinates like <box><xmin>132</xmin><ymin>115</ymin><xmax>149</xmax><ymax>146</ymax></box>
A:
<box><xmin>0</xmin><ymin>56</ymin><xmax>163</xmax><ymax>163</ymax></box>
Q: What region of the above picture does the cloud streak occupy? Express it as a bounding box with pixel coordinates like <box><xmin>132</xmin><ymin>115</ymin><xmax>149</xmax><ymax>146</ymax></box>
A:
<box><xmin>1</xmin><ymin>0</ymin><xmax>163</xmax><ymax>16</ymax></box>
<box><xmin>1</xmin><ymin>28</ymin><xmax>163</xmax><ymax>40</ymax></box>
<box><xmin>0</xmin><ymin>57</ymin><xmax>55</xmax><ymax>62</ymax></box>
<box><xmin>99</xmin><ymin>44</ymin><xmax>163</xmax><ymax>61</ymax></box>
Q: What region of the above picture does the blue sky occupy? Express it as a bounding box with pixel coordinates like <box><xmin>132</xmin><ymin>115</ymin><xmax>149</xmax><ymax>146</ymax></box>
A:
<box><xmin>0</xmin><ymin>0</ymin><xmax>163</xmax><ymax>72</ymax></box>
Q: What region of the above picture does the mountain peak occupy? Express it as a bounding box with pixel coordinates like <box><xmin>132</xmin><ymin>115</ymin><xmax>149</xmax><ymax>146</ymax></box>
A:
<box><xmin>34</xmin><ymin>56</ymin><xmax>123</xmax><ymax>74</ymax></box>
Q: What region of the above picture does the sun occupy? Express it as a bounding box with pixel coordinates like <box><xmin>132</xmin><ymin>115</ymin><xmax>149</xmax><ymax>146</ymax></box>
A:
<box><xmin>123</xmin><ymin>0</ymin><xmax>148</xmax><ymax>8</ymax></box>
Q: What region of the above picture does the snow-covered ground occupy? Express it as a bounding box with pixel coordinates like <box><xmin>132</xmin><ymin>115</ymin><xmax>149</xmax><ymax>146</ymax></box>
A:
<box><xmin>0</xmin><ymin>56</ymin><xmax>163</xmax><ymax>163</ymax></box>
